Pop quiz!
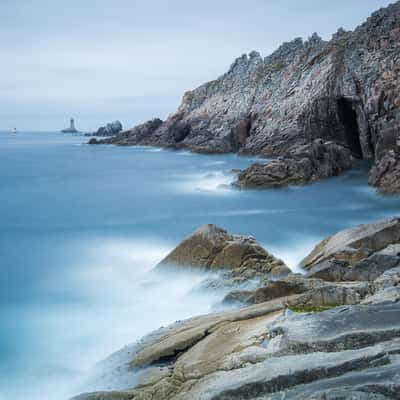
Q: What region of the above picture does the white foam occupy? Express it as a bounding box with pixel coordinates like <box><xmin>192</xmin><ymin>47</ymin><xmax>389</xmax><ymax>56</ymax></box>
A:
<box><xmin>267</xmin><ymin>238</ymin><xmax>318</xmax><ymax>274</ymax></box>
<box><xmin>12</xmin><ymin>237</ymin><xmax>224</xmax><ymax>400</ymax></box>
<box><xmin>176</xmin><ymin>170</ymin><xmax>236</xmax><ymax>195</ymax></box>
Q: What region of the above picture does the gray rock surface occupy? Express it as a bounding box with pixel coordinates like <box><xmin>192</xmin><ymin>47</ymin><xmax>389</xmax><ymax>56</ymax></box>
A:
<box><xmin>234</xmin><ymin>140</ymin><xmax>352</xmax><ymax>189</ymax></box>
<box><xmin>369</xmin><ymin>150</ymin><xmax>400</xmax><ymax>194</ymax></box>
<box><xmin>90</xmin><ymin>119</ymin><xmax>163</xmax><ymax>145</ymax></box>
<box><xmin>73</xmin><ymin>304</ymin><xmax>400</xmax><ymax>400</ymax></box>
<box><xmin>303</xmin><ymin>217</ymin><xmax>400</xmax><ymax>268</ymax></box>
<box><xmin>92</xmin><ymin>121</ymin><xmax>123</xmax><ymax>137</ymax></box>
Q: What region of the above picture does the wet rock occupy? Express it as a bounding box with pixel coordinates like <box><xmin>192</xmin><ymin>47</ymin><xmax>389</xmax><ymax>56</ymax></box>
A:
<box><xmin>156</xmin><ymin>224</ymin><xmax>290</xmax><ymax>280</ymax></box>
<box><xmin>234</xmin><ymin>141</ymin><xmax>352</xmax><ymax>189</ymax></box>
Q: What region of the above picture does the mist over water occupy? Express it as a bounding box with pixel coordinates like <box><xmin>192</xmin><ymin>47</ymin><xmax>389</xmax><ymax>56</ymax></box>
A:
<box><xmin>0</xmin><ymin>132</ymin><xmax>399</xmax><ymax>399</ymax></box>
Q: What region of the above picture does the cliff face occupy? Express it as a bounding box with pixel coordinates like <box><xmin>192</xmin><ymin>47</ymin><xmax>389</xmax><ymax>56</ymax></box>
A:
<box><xmin>96</xmin><ymin>1</ymin><xmax>400</xmax><ymax>192</ymax></box>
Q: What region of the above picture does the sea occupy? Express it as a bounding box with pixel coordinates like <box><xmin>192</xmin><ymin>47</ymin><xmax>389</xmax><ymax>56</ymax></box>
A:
<box><xmin>0</xmin><ymin>131</ymin><xmax>399</xmax><ymax>399</ymax></box>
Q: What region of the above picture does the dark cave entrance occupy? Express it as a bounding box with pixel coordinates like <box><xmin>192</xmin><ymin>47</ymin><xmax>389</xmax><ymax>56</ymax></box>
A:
<box><xmin>337</xmin><ymin>98</ymin><xmax>363</xmax><ymax>159</ymax></box>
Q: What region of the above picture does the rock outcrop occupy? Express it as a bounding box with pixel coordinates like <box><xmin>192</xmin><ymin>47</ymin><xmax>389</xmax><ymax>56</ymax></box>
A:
<box><xmin>369</xmin><ymin>150</ymin><xmax>400</xmax><ymax>194</ymax></box>
<box><xmin>74</xmin><ymin>303</ymin><xmax>400</xmax><ymax>400</ymax></box>
<box><xmin>302</xmin><ymin>217</ymin><xmax>400</xmax><ymax>281</ymax></box>
<box><xmin>157</xmin><ymin>224</ymin><xmax>290</xmax><ymax>283</ymax></box>
<box><xmin>89</xmin><ymin>2</ymin><xmax>400</xmax><ymax>193</ymax></box>
<box><xmin>72</xmin><ymin>217</ymin><xmax>400</xmax><ymax>400</ymax></box>
<box><xmin>234</xmin><ymin>140</ymin><xmax>352</xmax><ymax>188</ymax></box>
<box><xmin>89</xmin><ymin>119</ymin><xmax>163</xmax><ymax>145</ymax></box>
<box><xmin>92</xmin><ymin>121</ymin><xmax>123</xmax><ymax>137</ymax></box>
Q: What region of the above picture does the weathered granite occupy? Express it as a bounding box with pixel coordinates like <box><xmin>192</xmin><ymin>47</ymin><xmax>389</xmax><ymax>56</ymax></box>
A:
<box><xmin>369</xmin><ymin>150</ymin><xmax>400</xmax><ymax>194</ymax></box>
<box><xmin>234</xmin><ymin>140</ymin><xmax>352</xmax><ymax>189</ymax></box>
<box><xmin>90</xmin><ymin>2</ymin><xmax>400</xmax><ymax>192</ymax></box>
<box><xmin>90</xmin><ymin>119</ymin><xmax>163</xmax><ymax>145</ymax></box>
<box><xmin>74</xmin><ymin>304</ymin><xmax>400</xmax><ymax>400</ymax></box>
<box><xmin>72</xmin><ymin>217</ymin><xmax>400</xmax><ymax>400</ymax></box>
<box><xmin>91</xmin><ymin>121</ymin><xmax>123</xmax><ymax>137</ymax></box>
<box><xmin>303</xmin><ymin>217</ymin><xmax>400</xmax><ymax>268</ymax></box>
<box><xmin>157</xmin><ymin>224</ymin><xmax>290</xmax><ymax>281</ymax></box>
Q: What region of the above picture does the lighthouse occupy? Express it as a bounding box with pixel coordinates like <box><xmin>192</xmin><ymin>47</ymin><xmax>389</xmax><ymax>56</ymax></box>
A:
<box><xmin>61</xmin><ymin>118</ymin><xmax>79</xmax><ymax>133</ymax></box>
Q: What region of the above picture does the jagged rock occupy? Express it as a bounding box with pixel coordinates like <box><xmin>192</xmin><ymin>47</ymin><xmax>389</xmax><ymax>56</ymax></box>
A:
<box><xmin>234</xmin><ymin>140</ymin><xmax>352</xmax><ymax>188</ymax></box>
<box><xmin>89</xmin><ymin>119</ymin><xmax>163</xmax><ymax>145</ymax></box>
<box><xmin>369</xmin><ymin>150</ymin><xmax>400</xmax><ymax>194</ymax></box>
<box><xmin>94</xmin><ymin>2</ymin><xmax>400</xmax><ymax>192</ymax></box>
<box><xmin>156</xmin><ymin>224</ymin><xmax>290</xmax><ymax>281</ymax></box>
<box><xmin>362</xmin><ymin>265</ymin><xmax>400</xmax><ymax>304</ymax></box>
<box><xmin>92</xmin><ymin>121</ymin><xmax>123</xmax><ymax>137</ymax></box>
<box><xmin>303</xmin><ymin>217</ymin><xmax>400</xmax><ymax>268</ymax></box>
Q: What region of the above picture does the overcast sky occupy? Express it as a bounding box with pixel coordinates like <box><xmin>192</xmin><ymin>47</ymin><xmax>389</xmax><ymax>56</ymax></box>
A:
<box><xmin>2</xmin><ymin>0</ymin><xmax>394</xmax><ymax>131</ymax></box>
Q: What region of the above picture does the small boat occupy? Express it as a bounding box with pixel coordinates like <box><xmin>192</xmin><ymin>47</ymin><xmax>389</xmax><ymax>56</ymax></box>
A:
<box><xmin>13</xmin><ymin>128</ymin><xmax>17</xmax><ymax>134</ymax></box>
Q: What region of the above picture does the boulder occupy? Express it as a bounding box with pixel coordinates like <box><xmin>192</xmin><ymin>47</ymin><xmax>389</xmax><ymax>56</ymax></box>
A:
<box><xmin>234</xmin><ymin>140</ymin><xmax>352</xmax><ymax>189</ymax></box>
<box><xmin>157</xmin><ymin>224</ymin><xmax>290</xmax><ymax>280</ymax></box>
<box><xmin>303</xmin><ymin>217</ymin><xmax>400</xmax><ymax>268</ymax></box>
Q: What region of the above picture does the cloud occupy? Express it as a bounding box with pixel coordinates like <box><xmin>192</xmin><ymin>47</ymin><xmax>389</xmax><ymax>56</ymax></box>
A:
<box><xmin>2</xmin><ymin>0</ymin><xmax>393</xmax><ymax>130</ymax></box>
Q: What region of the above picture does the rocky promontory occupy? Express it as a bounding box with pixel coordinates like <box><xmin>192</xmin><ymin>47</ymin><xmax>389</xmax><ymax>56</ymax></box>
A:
<box><xmin>89</xmin><ymin>1</ymin><xmax>400</xmax><ymax>193</ymax></box>
<box><xmin>87</xmin><ymin>121</ymin><xmax>123</xmax><ymax>137</ymax></box>
<box><xmin>73</xmin><ymin>216</ymin><xmax>400</xmax><ymax>400</ymax></box>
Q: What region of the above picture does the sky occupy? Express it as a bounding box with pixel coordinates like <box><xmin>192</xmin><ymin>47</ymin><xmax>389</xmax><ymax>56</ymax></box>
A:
<box><xmin>2</xmin><ymin>0</ymin><xmax>395</xmax><ymax>132</ymax></box>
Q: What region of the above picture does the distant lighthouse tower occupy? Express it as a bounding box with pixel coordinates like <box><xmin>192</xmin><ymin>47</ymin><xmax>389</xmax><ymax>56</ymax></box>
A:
<box><xmin>61</xmin><ymin>117</ymin><xmax>79</xmax><ymax>133</ymax></box>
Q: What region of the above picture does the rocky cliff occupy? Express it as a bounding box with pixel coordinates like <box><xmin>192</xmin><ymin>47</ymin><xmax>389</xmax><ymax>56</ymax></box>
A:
<box><xmin>91</xmin><ymin>2</ymin><xmax>400</xmax><ymax>193</ymax></box>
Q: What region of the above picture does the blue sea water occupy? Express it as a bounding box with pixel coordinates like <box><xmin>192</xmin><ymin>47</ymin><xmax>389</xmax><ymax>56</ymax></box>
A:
<box><xmin>0</xmin><ymin>131</ymin><xmax>399</xmax><ymax>399</ymax></box>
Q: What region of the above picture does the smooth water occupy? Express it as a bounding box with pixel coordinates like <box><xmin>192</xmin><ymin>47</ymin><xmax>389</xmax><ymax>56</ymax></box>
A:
<box><xmin>0</xmin><ymin>131</ymin><xmax>399</xmax><ymax>400</ymax></box>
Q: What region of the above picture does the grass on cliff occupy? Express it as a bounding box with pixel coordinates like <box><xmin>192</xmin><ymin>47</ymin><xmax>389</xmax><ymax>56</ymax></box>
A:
<box><xmin>288</xmin><ymin>304</ymin><xmax>339</xmax><ymax>313</ymax></box>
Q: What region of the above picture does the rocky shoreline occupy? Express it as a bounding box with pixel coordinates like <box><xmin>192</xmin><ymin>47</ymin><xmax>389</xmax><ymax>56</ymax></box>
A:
<box><xmin>73</xmin><ymin>217</ymin><xmax>400</xmax><ymax>400</ymax></box>
<box><xmin>88</xmin><ymin>1</ymin><xmax>400</xmax><ymax>194</ymax></box>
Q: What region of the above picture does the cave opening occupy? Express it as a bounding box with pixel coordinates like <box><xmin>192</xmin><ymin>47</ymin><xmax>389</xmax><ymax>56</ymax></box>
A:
<box><xmin>337</xmin><ymin>98</ymin><xmax>363</xmax><ymax>159</ymax></box>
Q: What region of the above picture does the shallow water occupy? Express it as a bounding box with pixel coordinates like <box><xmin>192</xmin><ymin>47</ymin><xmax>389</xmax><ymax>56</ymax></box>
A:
<box><xmin>0</xmin><ymin>131</ymin><xmax>399</xmax><ymax>399</ymax></box>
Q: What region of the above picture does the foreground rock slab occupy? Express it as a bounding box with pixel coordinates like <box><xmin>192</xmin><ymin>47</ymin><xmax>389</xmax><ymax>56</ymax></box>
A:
<box><xmin>73</xmin><ymin>303</ymin><xmax>400</xmax><ymax>400</ymax></box>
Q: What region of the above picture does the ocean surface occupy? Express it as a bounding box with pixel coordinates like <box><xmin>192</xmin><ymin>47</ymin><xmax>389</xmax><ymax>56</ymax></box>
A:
<box><xmin>0</xmin><ymin>131</ymin><xmax>399</xmax><ymax>400</ymax></box>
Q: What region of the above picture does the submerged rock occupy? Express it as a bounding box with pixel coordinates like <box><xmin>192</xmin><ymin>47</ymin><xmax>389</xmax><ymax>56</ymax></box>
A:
<box><xmin>156</xmin><ymin>224</ymin><xmax>290</xmax><ymax>281</ymax></box>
